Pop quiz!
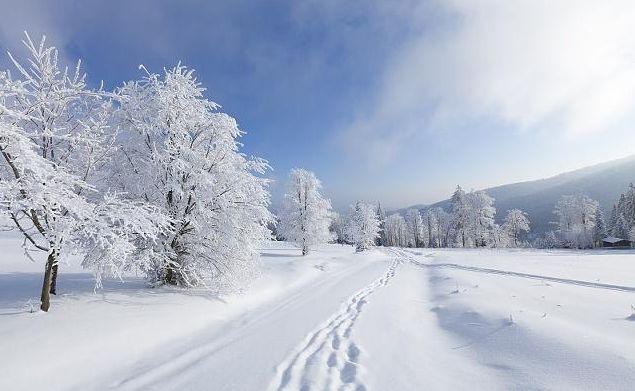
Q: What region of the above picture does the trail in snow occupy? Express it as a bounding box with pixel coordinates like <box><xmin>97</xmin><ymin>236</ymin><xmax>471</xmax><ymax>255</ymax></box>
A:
<box><xmin>397</xmin><ymin>249</ymin><xmax>635</xmax><ymax>292</ymax></box>
<box><xmin>269</xmin><ymin>257</ymin><xmax>400</xmax><ymax>391</ymax></box>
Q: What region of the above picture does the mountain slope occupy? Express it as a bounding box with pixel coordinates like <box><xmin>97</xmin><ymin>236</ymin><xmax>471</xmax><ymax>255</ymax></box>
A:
<box><xmin>406</xmin><ymin>155</ymin><xmax>635</xmax><ymax>235</ymax></box>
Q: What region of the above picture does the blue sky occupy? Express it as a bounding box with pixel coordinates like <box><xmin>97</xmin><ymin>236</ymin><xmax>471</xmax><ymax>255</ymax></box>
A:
<box><xmin>2</xmin><ymin>1</ymin><xmax>634</xmax><ymax>210</ymax></box>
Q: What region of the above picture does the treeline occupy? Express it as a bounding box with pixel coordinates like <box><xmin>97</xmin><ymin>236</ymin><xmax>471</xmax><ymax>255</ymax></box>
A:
<box><xmin>373</xmin><ymin>186</ymin><xmax>530</xmax><ymax>249</ymax></box>
<box><xmin>367</xmin><ymin>183</ymin><xmax>635</xmax><ymax>251</ymax></box>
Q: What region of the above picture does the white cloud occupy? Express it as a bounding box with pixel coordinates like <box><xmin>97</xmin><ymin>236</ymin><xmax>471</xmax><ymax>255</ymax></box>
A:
<box><xmin>342</xmin><ymin>0</ymin><xmax>635</xmax><ymax>160</ymax></box>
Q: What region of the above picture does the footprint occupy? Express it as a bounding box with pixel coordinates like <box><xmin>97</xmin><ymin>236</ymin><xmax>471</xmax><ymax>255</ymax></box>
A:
<box><xmin>327</xmin><ymin>352</ymin><xmax>338</xmax><ymax>367</ymax></box>
<box><xmin>347</xmin><ymin>343</ymin><xmax>360</xmax><ymax>363</ymax></box>
<box><xmin>332</xmin><ymin>334</ymin><xmax>341</xmax><ymax>350</ymax></box>
<box><xmin>340</xmin><ymin>362</ymin><xmax>357</xmax><ymax>384</ymax></box>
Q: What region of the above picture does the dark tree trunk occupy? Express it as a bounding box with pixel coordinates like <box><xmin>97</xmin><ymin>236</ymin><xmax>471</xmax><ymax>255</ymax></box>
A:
<box><xmin>50</xmin><ymin>262</ymin><xmax>58</xmax><ymax>295</ymax></box>
<box><xmin>40</xmin><ymin>252</ymin><xmax>55</xmax><ymax>312</ymax></box>
<box><xmin>164</xmin><ymin>263</ymin><xmax>178</xmax><ymax>285</ymax></box>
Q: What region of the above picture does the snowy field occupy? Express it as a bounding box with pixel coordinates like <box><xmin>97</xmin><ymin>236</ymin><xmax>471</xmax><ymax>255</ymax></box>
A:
<box><xmin>2</xmin><ymin>236</ymin><xmax>635</xmax><ymax>390</ymax></box>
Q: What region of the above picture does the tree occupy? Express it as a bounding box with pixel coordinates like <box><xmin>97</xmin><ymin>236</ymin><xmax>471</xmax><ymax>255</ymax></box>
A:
<box><xmin>592</xmin><ymin>209</ymin><xmax>607</xmax><ymax>247</ymax></box>
<box><xmin>278</xmin><ymin>168</ymin><xmax>333</xmax><ymax>255</ymax></box>
<box><xmin>553</xmin><ymin>194</ymin><xmax>599</xmax><ymax>249</ymax></box>
<box><xmin>0</xmin><ymin>34</ymin><xmax>167</xmax><ymax>311</ymax></box>
<box><xmin>450</xmin><ymin>186</ymin><xmax>470</xmax><ymax>247</ymax></box>
<box><xmin>112</xmin><ymin>63</ymin><xmax>273</xmax><ymax>288</ymax></box>
<box><xmin>345</xmin><ymin>201</ymin><xmax>381</xmax><ymax>252</ymax></box>
<box><xmin>376</xmin><ymin>202</ymin><xmax>387</xmax><ymax>246</ymax></box>
<box><xmin>405</xmin><ymin>208</ymin><xmax>425</xmax><ymax>247</ymax></box>
<box><xmin>330</xmin><ymin>212</ymin><xmax>347</xmax><ymax>244</ymax></box>
<box><xmin>468</xmin><ymin>191</ymin><xmax>496</xmax><ymax>247</ymax></box>
<box><xmin>384</xmin><ymin>214</ymin><xmax>408</xmax><ymax>247</ymax></box>
<box><xmin>503</xmin><ymin>209</ymin><xmax>530</xmax><ymax>247</ymax></box>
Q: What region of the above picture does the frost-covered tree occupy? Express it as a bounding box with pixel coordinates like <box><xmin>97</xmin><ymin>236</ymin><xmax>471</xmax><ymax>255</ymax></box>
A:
<box><xmin>405</xmin><ymin>208</ymin><xmax>425</xmax><ymax>247</ymax></box>
<box><xmin>425</xmin><ymin>207</ymin><xmax>450</xmax><ymax>247</ymax></box>
<box><xmin>592</xmin><ymin>209</ymin><xmax>607</xmax><ymax>247</ymax></box>
<box><xmin>0</xmin><ymin>34</ymin><xmax>167</xmax><ymax>311</ymax></box>
<box><xmin>450</xmin><ymin>186</ymin><xmax>471</xmax><ymax>247</ymax></box>
<box><xmin>330</xmin><ymin>212</ymin><xmax>347</xmax><ymax>244</ymax></box>
<box><xmin>468</xmin><ymin>191</ymin><xmax>496</xmax><ymax>247</ymax></box>
<box><xmin>503</xmin><ymin>209</ymin><xmax>530</xmax><ymax>247</ymax></box>
<box><xmin>278</xmin><ymin>168</ymin><xmax>333</xmax><ymax>255</ymax></box>
<box><xmin>613</xmin><ymin>214</ymin><xmax>630</xmax><ymax>239</ymax></box>
<box><xmin>384</xmin><ymin>214</ymin><xmax>408</xmax><ymax>247</ymax></box>
<box><xmin>345</xmin><ymin>201</ymin><xmax>381</xmax><ymax>252</ymax></box>
<box><xmin>376</xmin><ymin>202</ymin><xmax>387</xmax><ymax>246</ymax></box>
<box><xmin>553</xmin><ymin>194</ymin><xmax>599</xmax><ymax>249</ymax></box>
<box><xmin>112</xmin><ymin>64</ymin><xmax>273</xmax><ymax>288</ymax></box>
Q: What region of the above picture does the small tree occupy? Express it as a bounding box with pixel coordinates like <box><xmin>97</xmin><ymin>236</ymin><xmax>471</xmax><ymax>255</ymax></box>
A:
<box><xmin>345</xmin><ymin>201</ymin><xmax>381</xmax><ymax>252</ymax></box>
<box><xmin>504</xmin><ymin>209</ymin><xmax>530</xmax><ymax>247</ymax></box>
<box><xmin>278</xmin><ymin>168</ymin><xmax>333</xmax><ymax>255</ymax></box>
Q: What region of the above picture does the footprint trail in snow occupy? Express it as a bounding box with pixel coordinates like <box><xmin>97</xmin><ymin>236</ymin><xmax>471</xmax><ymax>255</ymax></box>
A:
<box><xmin>269</xmin><ymin>257</ymin><xmax>400</xmax><ymax>391</ymax></box>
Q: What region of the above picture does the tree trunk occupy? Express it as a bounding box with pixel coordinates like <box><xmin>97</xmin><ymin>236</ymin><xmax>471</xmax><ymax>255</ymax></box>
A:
<box><xmin>302</xmin><ymin>245</ymin><xmax>309</xmax><ymax>256</ymax></box>
<box><xmin>50</xmin><ymin>262</ymin><xmax>58</xmax><ymax>295</ymax></box>
<box><xmin>40</xmin><ymin>252</ymin><xmax>55</xmax><ymax>312</ymax></box>
<box><xmin>164</xmin><ymin>262</ymin><xmax>179</xmax><ymax>285</ymax></box>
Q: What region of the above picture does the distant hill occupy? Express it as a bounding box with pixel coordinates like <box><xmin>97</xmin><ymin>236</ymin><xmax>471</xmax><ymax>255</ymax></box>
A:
<box><xmin>400</xmin><ymin>155</ymin><xmax>635</xmax><ymax>236</ymax></box>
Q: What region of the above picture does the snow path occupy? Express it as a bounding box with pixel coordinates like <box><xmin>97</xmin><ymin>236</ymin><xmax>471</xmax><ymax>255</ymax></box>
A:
<box><xmin>268</xmin><ymin>256</ymin><xmax>401</xmax><ymax>391</ymax></box>
<box><xmin>101</xmin><ymin>249</ymin><xmax>392</xmax><ymax>391</ymax></box>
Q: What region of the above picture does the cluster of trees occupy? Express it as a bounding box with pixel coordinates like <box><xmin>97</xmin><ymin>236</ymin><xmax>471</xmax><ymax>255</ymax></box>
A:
<box><xmin>545</xmin><ymin>184</ymin><xmax>635</xmax><ymax>249</ymax></box>
<box><xmin>377</xmin><ymin>186</ymin><xmax>531</xmax><ymax>249</ymax></box>
<box><xmin>0</xmin><ymin>35</ymin><xmax>272</xmax><ymax>310</ymax></box>
<box><xmin>549</xmin><ymin>194</ymin><xmax>603</xmax><ymax>249</ymax></box>
<box><xmin>273</xmin><ymin>169</ymin><xmax>382</xmax><ymax>254</ymax></box>
<box><xmin>608</xmin><ymin>184</ymin><xmax>635</xmax><ymax>242</ymax></box>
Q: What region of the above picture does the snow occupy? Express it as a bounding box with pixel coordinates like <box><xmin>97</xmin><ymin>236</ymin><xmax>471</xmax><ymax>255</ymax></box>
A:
<box><xmin>2</xmin><ymin>235</ymin><xmax>635</xmax><ymax>390</ymax></box>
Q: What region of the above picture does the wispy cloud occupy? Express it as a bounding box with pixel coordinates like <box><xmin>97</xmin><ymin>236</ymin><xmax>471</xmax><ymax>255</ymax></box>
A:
<box><xmin>341</xmin><ymin>0</ymin><xmax>635</xmax><ymax>162</ymax></box>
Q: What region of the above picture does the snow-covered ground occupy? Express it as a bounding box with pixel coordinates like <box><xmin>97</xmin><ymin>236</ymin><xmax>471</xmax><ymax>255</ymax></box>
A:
<box><xmin>2</xmin><ymin>236</ymin><xmax>635</xmax><ymax>390</ymax></box>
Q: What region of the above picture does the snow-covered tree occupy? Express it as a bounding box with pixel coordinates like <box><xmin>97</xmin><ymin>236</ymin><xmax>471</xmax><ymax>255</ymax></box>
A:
<box><xmin>405</xmin><ymin>208</ymin><xmax>425</xmax><ymax>247</ymax></box>
<box><xmin>503</xmin><ymin>209</ymin><xmax>530</xmax><ymax>247</ymax></box>
<box><xmin>0</xmin><ymin>34</ymin><xmax>168</xmax><ymax>311</ymax></box>
<box><xmin>592</xmin><ymin>209</ymin><xmax>607</xmax><ymax>247</ymax></box>
<box><xmin>384</xmin><ymin>213</ymin><xmax>408</xmax><ymax>247</ymax></box>
<box><xmin>450</xmin><ymin>186</ymin><xmax>471</xmax><ymax>247</ymax></box>
<box><xmin>278</xmin><ymin>168</ymin><xmax>333</xmax><ymax>255</ymax></box>
<box><xmin>608</xmin><ymin>184</ymin><xmax>635</xmax><ymax>240</ymax></box>
<box><xmin>376</xmin><ymin>202</ymin><xmax>387</xmax><ymax>246</ymax></box>
<box><xmin>112</xmin><ymin>63</ymin><xmax>273</xmax><ymax>288</ymax></box>
<box><xmin>424</xmin><ymin>207</ymin><xmax>450</xmax><ymax>247</ymax></box>
<box><xmin>468</xmin><ymin>191</ymin><xmax>496</xmax><ymax>247</ymax></box>
<box><xmin>330</xmin><ymin>212</ymin><xmax>347</xmax><ymax>244</ymax></box>
<box><xmin>345</xmin><ymin>201</ymin><xmax>381</xmax><ymax>252</ymax></box>
<box><xmin>553</xmin><ymin>194</ymin><xmax>599</xmax><ymax>249</ymax></box>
